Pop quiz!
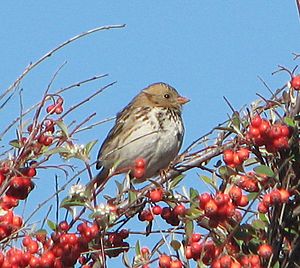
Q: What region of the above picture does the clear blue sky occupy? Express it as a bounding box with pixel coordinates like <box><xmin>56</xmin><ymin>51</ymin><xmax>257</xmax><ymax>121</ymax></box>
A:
<box><xmin>1</xmin><ymin>1</ymin><xmax>300</xmax><ymax>266</ymax></box>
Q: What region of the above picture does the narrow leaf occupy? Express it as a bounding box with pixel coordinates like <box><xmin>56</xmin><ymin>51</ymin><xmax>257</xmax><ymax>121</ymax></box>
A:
<box><xmin>170</xmin><ymin>174</ymin><xmax>184</xmax><ymax>189</ymax></box>
<box><xmin>56</xmin><ymin>120</ymin><xmax>69</xmax><ymax>138</ymax></box>
<box><xmin>253</xmin><ymin>165</ymin><xmax>274</xmax><ymax>177</ymax></box>
<box><xmin>47</xmin><ymin>219</ymin><xmax>57</xmax><ymax>231</ymax></box>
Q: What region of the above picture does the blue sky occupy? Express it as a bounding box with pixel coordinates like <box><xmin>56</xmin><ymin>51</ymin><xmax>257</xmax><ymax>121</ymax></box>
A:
<box><xmin>1</xmin><ymin>1</ymin><xmax>300</xmax><ymax>266</ymax></box>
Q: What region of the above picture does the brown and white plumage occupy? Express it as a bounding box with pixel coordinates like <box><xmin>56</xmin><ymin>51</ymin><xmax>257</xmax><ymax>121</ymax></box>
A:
<box><xmin>94</xmin><ymin>82</ymin><xmax>189</xmax><ymax>187</ymax></box>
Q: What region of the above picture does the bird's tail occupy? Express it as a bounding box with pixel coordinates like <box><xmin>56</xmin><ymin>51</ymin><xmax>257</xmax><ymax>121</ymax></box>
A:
<box><xmin>86</xmin><ymin>168</ymin><xmax>110</xmax><ymax>192</ymax></box>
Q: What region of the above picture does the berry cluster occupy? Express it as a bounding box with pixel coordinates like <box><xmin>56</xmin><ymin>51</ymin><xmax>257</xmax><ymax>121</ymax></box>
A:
<box><xmin>211</xmin><ymin>255</ymin><xmax>242</xmax><ymax>268</ymax></box>
<box><xmin>0</xmin><ymin>167</ymin><xmax>36</xmax><ymax>210</ymax></box>
<box><xmin>0</xmin><ymin>220</ymin><xmax>101</xmax><ymax>267</ymax></box>
<box><xmin>198</xmin><ymin>190</ymin><xmax>248</xmax><ymax>228</ymax></box>
<box><xmin>290</xmin><ymin>75</ymin><xmax>300</xmax><ymax>90</ymax></box>
<box><xmin>0</xmin><ymin>210</ymin><xmax>23</xmax><ymax>241</ymax></box>
<box><xmin>138</xmin><ymin>204</ymin><xmax>186</xmax><ymax>227</ymax></box>
<box><xmin>236</xmin><ymin>173</ymin><xmax>259</xmax><ymax>193</ymax></box>
<box><xmin>46</xmin><ymin>97</ymin><xmax>64</xmax><ymax>115</ymax></box>
<box><xmin>223</xmin><ymin>148</ymin><xmax>250</xmax><ymax>168</ymax></box>
<box><xmin>258</xmin><ymin>188</ymin><xmax>290</xmax><ymax>213</ymax></box>
<box><xmin>246</xmin><ymin>115</ymin><xmax>291</xmax><ymax>152</ymax></box>
<box><xmin>185</xmin><ymin>237</ymin><xmax>219</xmax><ymax>265</ymax></box>
<box><xmin>158</xmin><ymin>254</ymin><xmax>183</xmax><ymax>268</ymax></box>
<box><xmin>27</xmin><ymin>119</ymin><xmax>56</xmax><ymax>147</ymax></box>
<box><xmin>105</xmin><ymin>229</ymin><xmax>129</xmax><ymax>258</ymax></box>
<box><xmin>133</xmin><ymin>158</ymin><xmax>147</xmax><ymax>179</ymax></box>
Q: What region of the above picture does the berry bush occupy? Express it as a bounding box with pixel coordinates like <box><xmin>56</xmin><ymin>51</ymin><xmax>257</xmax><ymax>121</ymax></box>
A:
<box><xmin>0</xmin><ymin>26</ymin><xmax>300</xmax><ymax>268</ymax></box>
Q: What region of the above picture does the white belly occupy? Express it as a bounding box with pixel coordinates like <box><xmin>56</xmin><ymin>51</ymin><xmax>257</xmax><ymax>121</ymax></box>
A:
<box><xmin>114</xmin><ymin>107</ymin><xmax>184</xmax><ymax>178</ymax></box>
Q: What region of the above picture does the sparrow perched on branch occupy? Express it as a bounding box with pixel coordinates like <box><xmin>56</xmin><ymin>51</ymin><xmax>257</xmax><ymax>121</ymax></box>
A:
<box><xmin>92</xmin><ymin>82</ymin><xmax>189</xmax><ymax>188</ymax></box>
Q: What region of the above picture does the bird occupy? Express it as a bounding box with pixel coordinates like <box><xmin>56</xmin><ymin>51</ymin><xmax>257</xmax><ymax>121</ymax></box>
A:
<box><xmin>91</xmin><ymin>82</ymin><xmax>189</xmax><ymax>189</ymax></box>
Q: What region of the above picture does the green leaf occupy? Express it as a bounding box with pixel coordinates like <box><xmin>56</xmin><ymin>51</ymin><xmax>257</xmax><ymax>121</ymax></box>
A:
<box><xmin>252</xmin><ymin>219</ymin><xmax>266</xmax><ymax>230</ymax></box>
<box><xmin>215</xmin><ymin>126</ymin><xmax>234</xmax><ymax>132</ymax></box>
<box><xmin>185</xmin><ymin>220</ymin><xmax>194</xmax><ymax>237</ymax></box>
<box><xmin>253</xmin><ymin>165</ymin><xmax>274</xmax><ymax>177</ymax></box>
<box><xmin>284</xmin><ymin>117</ymin><xmax>296</xmax><ymax>127</ymax></box>
<box><xmin>128</xmin><ymin>190</ymin><xmax>137</xmax><ymax>204</ymax></box>
<box><xmin>170</xmin><ymin>240</ymin><xmax>181</xmax><ymax>251</ymax></box>
<box><xmin>56</xmin><ymin>119</ymin><xmax>69</xmax><ymax>138</ymax></box>
<box><xmin>170</xmin><ymin>174</ymin><xmax>184</xmax><ymax>189</ymax></box>
<box><xmin>9</xmin><ymin>139</ymin><xmax>21</xmax><ymax>148</ymax></box>
<box><xmin>259</xmin><ymin>213</ymin><xmax>269</xmax><ymax>223</ymax></box>
<box><xmin>273</xmin><ymin>262</ymin><xmax>280</xmax><ymax>268</ymax></box>
<box><xmin>44</xmin><ymin>147</ymin><xmax>70</xmax><ymax>156</ymax></box>
<box><xmin>200</xmin><ymin>175</ymin><xmax>212</xmax><ymax>184</ymax></box>
<box><xmin>135</xmin><ymin>240</ymin><xmax>141</xmax><ymax>256</ymax></box>
<box><xmin>218</xmin><ymin>166</ymin><xmax>236</xmax><ymax>178</ymax></box>
<box><xmin>189</xmin><ymin>188</ymin><xmax>199</xmax><ymax>201</ymax></box>
<box><xmin>232</xmin><ymin>112</ymin><xmax>241</xmax><ymax>129</ymax></box>
<box><xmin>47</xmin><ymin>219</ymin><xmax>57</xmax><ymax>231</ymax></box>
<box><xmin>186</xmin><ymin>208</ymin><xmax>203</xmax><ymax>220</ymax></box>
<box><xmin>247</xmin><ymin>193</ymin><xmax>259</xmax><ymax>201</ymax></box>
<box><xmin>60</xmin><ymin>197</ymin><xmax>85</xmax><ymax>208</ymax></box>
<box><xmin>84</xmin><ymin>140</ymin><xmax>98</xmax><ymax>156</ymax></box>
<box><xmin>122</xmin><ymin>252</ymin><xmax>131</xmax><ymax>268</ymax></box>
<box><xmin>35</xmin><ymin>229</ymin><xmax>47</xmax><ymax>236</ymax></box>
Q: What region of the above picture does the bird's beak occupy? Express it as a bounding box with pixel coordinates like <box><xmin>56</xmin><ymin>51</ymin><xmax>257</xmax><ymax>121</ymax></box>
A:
<box><xmin>177</xmin><ymin>96</ymin><xmax>190</xmax><ymax>105</ymax></box>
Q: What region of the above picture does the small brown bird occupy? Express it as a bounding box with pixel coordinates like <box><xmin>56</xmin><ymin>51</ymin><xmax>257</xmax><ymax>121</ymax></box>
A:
<box><xmin>93</xmin><ymin>82</ymin><xmax>189</xmax><ymax>188</ymax></box>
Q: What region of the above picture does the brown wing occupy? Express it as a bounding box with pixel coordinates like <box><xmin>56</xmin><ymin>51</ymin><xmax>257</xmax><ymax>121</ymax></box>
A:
<box><xmin>96</xmin><ymin>102</ymin><xmax>134</xmax><ymax>170</ymax></box>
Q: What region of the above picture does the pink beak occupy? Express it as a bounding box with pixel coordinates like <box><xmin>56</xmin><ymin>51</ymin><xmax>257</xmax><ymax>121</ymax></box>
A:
<box><xmin>177</xmin><ymin>96</ymin><xmax>190</xmax><ymax>105</ymax></box>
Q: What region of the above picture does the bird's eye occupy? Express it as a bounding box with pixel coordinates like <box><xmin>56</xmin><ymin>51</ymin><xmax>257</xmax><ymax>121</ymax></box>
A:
<box><xmin>164</xmin><ymin>94</ymin><xmax>170</xmax><ymax>99</ymax></box>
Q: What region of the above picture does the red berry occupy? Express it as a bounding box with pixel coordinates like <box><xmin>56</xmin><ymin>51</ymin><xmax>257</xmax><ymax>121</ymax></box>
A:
<box><xmin>134</xmin><ymin>158</ymin><xmax>146</xmax><ymax>169</ymax></box>
<box><xmin>280</xmin><ymin>125</ymin><xmax>290</xmax><ymax>137</ymax></box>
<box><xmin>119</xmin><ymin>229</ymin><xmax>129</xmax><ymax>239</ymax></box>
<box><xmin>278</xmin><ymin>188</ymin><xmax>290</xmax><ymax>203</ymax></box>
<box><xmin>152</xmin><ymin>205</ymin><xmax>162</xmax><ymax>215</ymax></box>
<box><xmin>223</xmin><ymin>150</ymin><xmax>234</xmax><ymax>165</ymax></box>
<box><xmin>258</xmin><ymin>244</ymin><xmax>272</xmax><ymax>258</ymax></box>
<box><xmin>43</xmin><ymin>136</ymin><xmax>54</xmax><ymax>146</ymax></box>
<box><xmin>159</xmin><ymin>254</ymin><xmax>171</xmax><ymax>268</ymax></box>
<box><xmin>199</xmin><ymin>193</ymin><xmax>211</xmax><ymax>209</ymax></box>
<box><xmin>237</xmin><ymin>148</ymin><xmax>250</xmax><ymax>161</ymax></box>
<box><xmin>270</xmin><ymin>189</ymin><xmax>281</xmax><ymax>204</ymax></box>
<box><xmin>258</xmin><ymin>202</ymin><xmax>269</xmax><ymax>213</ymax></box>
<box><xmin>46</xmin><ymin>104</ymin><xmax>56</xmax><ymax>114</ymax></box>
<box><xmin>229</xmin><ymin>185</ymin><xmax>242</xmax><ymax>203</ymax></box>
<box><xmin>170</xmin><ymin>259</ymin><xmax>183</xmax><ymax>268</ymax></box>
<box><xmin>232</xmin><ymin>152</ymin><xmax>243</xmax><ymax>166</ymax></box>
<box><xmin>173</xmin><ymin>204</ymin><xmax>186</xmax><ymax>216</ymax></box>
<box><xmin>268</xmin><ymin>124</ymin><xmax>282</xmax><ymax>139</ymax></box>
<box><xmin>26</xmin><ymin>167</ymin><xmax>37</xmax><ymax>177</ymax></box>
<box><xmin>248</xmin><ymin>126</ymin><xmax>260</xmax><ymax>138</ymax></box>
<box><xmin>55</xmin><ymin>105</ymin><xmax>63</xmax><ymax>114</ymax></box>
<box><xmin>291</xmin><ymin>75</ymin><xmax>300</xmax><ymax>90</ymax></box>
<box><xmin>236</xmin><ymin>195</ymin><xmax>249</xmax><ymax>207</ymax></box>
<box><xmin>133</xmin><ymin>167</ymin><xmax>145</xmax><ymax>179</ymax></box>
<box><xmin>141</xmin><ymin>247</ymin><xmax>150</xmax><ymax>255</ymax></box>
<box><xmin>58</xmin><ymin>221</ymin><xmax>69</xmax><ymax>232</ymax></box>
<box><xmin>185</xmin><ymin>245</ymin><xmax>193</xmax><ymax>259</ymax></box>
<box><xmin>161</xmin><ymin>207</ymin><xmax>172</xmax><ymax>220</ymax></box>
<box><xmin>251</xmin><ymin>115</ymin><xmax>262</xmax><ymax>128</ymax></box>
<box><xmin>204</xmin><ymin>200</ymin><xmax>218</xmax><ymax>216</ymax></box>
<box><xmin>214</xmin><ymin>192</ymin><xmax>227</xmax><ymax>207</ymax></box>
<box><xmin>259</xmin><ymin>119</ymin><xmax>271</xmax><ymax>135</ymax></box>
<box><xmin>219</xmin><ymin>255</ymin><xmax>232</xmax><ymax>268</ymax></box>
<box><xmin>262</xmin><ymin>193</ymin><xmax>271</xmax><ymax>207</ymax></box>
<box><xmin>273</xmin><ymin>136</ymin><xmax>289</xmax><ymax>149</ymax></box>
<box><xmin>56</xmin><ymin>97</ymin><xmax>64</xmax><ymax>105</ymax></box>
<box><xmin>190</xmin><ymin>233</ymin><xmax>202</xmax><ymax>243</ymax></box>
<box><xmin>149</xmin><ymin>188</ymin><xmax>164</xmax><ymax>202</ymax></box>
<box><xmin>191</xmin><ymin>242</ymin><xmax>202</xmax><ymax>256</ymax></box>
<box><xmin>27</xmin><ymin>240</ymin><xmax>39</xmax><ymax>254</ymax></box>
